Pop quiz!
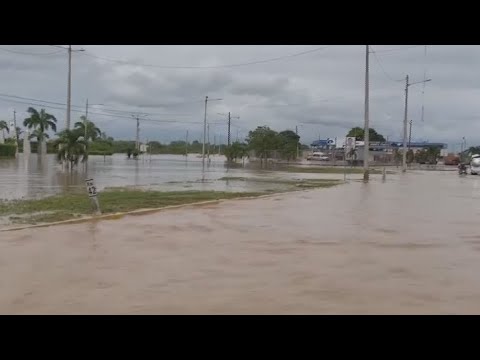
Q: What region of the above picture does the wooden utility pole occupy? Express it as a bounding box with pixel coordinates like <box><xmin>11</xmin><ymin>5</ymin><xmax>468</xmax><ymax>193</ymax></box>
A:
<box><xmin>363</xmin><ymin>45</ymin><xmax>370</xmax><ymax>182</ymax></box>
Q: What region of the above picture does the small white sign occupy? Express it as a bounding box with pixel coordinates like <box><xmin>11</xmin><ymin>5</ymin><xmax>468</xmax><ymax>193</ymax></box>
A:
<box><xmin>85</xmin><ymin>178</ymin><xmax>98</xmax><ymax>198</ymax></box>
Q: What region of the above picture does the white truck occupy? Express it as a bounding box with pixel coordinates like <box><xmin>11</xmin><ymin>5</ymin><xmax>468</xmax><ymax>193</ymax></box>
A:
<box><xmin>470</xmin><ymin>154</ymin><xmax>480</xmax><ymax>175</ymax></box>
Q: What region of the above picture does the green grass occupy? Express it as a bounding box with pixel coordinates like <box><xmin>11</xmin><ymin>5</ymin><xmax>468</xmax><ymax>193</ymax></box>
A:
<box><xmin>0</xmin><ymin>190</ymin><xmax>264</xmax><ymax>226</ymax></box>
<box><xmin>0</xmin><ymin>177</ymin><xmax>343</xmax><ymax>226</ymax></box>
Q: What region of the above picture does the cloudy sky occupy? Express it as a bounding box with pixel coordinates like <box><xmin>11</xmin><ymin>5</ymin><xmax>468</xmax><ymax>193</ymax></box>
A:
<box><xmin>0</xmin><ymin>45</ymin><xmax>478</xmax><ymax>151</ymax></box>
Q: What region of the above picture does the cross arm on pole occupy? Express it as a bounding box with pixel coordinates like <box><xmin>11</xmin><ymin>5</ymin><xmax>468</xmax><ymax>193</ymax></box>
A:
<box><xmin>408</xmin><ymin>78</ymin><xmax>432</xmax><ymax>87</ymax></box>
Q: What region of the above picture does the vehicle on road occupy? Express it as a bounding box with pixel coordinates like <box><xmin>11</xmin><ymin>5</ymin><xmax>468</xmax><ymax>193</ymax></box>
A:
<box><xmin>470</xmin><ymin>154</ymin><xmax>480</xmax><ymax>175</ymax></box>
<box><xmin>307</xmin><ymin>152</ymin><xmax>330</xmax><ymax>161</ymax></box>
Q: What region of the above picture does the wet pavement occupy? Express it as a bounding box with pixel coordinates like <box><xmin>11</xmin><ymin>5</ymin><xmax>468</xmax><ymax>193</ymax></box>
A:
<box><xmin>1</xmin><ymin>170</ymin><xmax>480</xmax><ymax>314</ymax></box>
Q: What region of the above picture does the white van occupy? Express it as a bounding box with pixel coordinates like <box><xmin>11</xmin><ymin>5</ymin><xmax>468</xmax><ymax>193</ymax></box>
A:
<box><xmin>470</xmin><ymin>154</ymin><xmax>480</xmax><ymax>175</ymax></box>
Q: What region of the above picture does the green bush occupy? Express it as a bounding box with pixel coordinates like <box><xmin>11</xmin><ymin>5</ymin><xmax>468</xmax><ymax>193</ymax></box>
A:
<box><xmin>89</xmin><ymin>139</ymin><xmax>114</xmax><ymax>155</ymax></box>
<box><xmin>0</xmin><ymin>144</ymin><xmax>16</xmax><ymax>157</ymax></box>
<box><xmin>89</xmin><ymin>150</ymin><xmax>113</xmax><ymax>156</ymax></box>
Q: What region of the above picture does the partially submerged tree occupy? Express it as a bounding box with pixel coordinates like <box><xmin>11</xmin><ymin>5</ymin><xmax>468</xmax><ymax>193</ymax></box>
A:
<box><xmin>224</xmin><ymin>142</ymin><xmax>248</xmax><ymax>162</ymax></box>
<box><xmin>74</xmin><ymin>117</ymin><xmax>102</xmax><ymax>141</ymax></box>
<box><xmin>23</xmin><ymin>107</ymin><xmax>57</xmax><ymax>155</ymax></box>
<box><xmin>277</xmin><ymin>130</ymin><xmax>300</xmax><ymax>161</ymax></box>
<box><xmin>0</xmin><ymin>120</ymin><xmax>9</xmax><ymax>139</ymax></box>
<box><xmin>246</xmin><ymin>126</ymin><xmax>279</xmax><ymax>163</ymax></box>
<box><xmin>54</xmin><ymin>130</ymin><xmax>87</xmax><ymax>170</ymax></box>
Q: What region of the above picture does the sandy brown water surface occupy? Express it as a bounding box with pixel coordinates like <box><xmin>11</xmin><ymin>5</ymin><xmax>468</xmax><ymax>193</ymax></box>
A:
<box><xmin>1</xmin><ymin>171</ymin><xmax>480</xmax><ymax>314</ymax></box>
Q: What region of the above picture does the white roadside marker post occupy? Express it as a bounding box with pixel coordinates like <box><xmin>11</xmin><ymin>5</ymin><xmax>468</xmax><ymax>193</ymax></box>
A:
<box><xmin>85</xmin><ymin>178</ymin><xmax>101</xmax><ymax>215</ymax></box>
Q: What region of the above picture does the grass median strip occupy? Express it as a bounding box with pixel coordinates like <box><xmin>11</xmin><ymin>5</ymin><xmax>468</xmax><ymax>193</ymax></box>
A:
<box><xmin>0</xmin><ymin>179</ymin><xmax>341</xmax><ymax>226</ymax></box>
<box><xmin>0</xmin><ymin>190</ymin><xmax>262</xmax><ymax>225</ymax></box>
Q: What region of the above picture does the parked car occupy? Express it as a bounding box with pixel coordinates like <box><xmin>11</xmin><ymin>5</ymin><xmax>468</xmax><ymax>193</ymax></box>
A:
<box><xmin>307</xmin><ymin>152</ymin><xmax>330</xmax><ymax>161</ymax></box>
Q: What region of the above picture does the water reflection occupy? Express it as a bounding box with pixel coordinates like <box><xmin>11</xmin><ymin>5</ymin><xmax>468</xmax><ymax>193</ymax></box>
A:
<box><xmin>0</xmin><ymin>153</ymin><xmax>359</xmax><ymax>200</ymax></box>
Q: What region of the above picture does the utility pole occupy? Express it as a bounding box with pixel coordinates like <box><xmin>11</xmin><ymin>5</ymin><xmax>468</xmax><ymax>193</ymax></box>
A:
<box><xmin>185</xmin><ymin>130</ymin><xmax>189</xmax><ymax>157</ymax></box>
<box><xmin>67</xmin><ymin>45</ymin><xmax>72</xmax><ymax>130</ymax></box>
<box><xmin>402</xmin><ymin>75</ymin><xmax>409</xmax><ymax>173</ymax></box>
<box><xmin>136</xmin><ymin>116</ymin><xmax>140</xmax><ymax>151</ymax></box>
<box><xmin>207</xmin><ymin>123</ymin><xmax>210</xmax><ymax>160</ymax></box>
<box><xmin>228</xmin><ymin>112</ymin><xmax>231</xmax><ymax>146</ymax></box>
<box><xmin>85</xmin><ymin>98</ymin><xmax>89</xmax><ymax>141</ymax></box>
<box><xmin>131</xmin><ymin>114</ymin><xmax>146</xmax><ymax>151</ymax></box>
<box><xmin>403</xmin><ymin>76</ymin><xmax>432</xmax><ymax>172</ymax></box>
<box><xmin>296</xmin><ymin>125</ymin><xmax>299</xmax><ymax>159</ymax></box>
<box><xmin>363</xmin><ymin>45</ymin><xmax>370</xmax><ymax>182</ymax></box>
<box><xmin>202</xmin><ymin>96</ymin><xmax>222</xmax><ymax>168</ymax></box>
<box><xmin>13</xmin><ymin>110</ymin><xmax>18</xmax><ymax>156</ymax></box>
<box><xmin>59</xmin><ymin>45</ymin><xmax>85</xmax><ymax>130</ymax></box>
<box><xmin>50</xmin><ymin>45</ymin><xmax>85</xmax><ymax>130</ymax></box>
<box><xmin>203</xmin><ymin>96</ymin><xmax>208</xmax><ymax>167</ymax></box>
<box><xmin>408</xmin><ymin>120</ymin><xmax>413</xmax><ymax>149</ymax></box>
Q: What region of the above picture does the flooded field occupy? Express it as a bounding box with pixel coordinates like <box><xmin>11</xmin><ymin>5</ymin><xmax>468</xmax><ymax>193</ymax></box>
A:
<box><xmin>1</xmin><ymin>170</ymin><xmax>480</xmax><ymax>314</ymax></box>
<box><xmin>0</xmin><ymin>154</ymin><xmax>356</xmax><ymax>200</ymax></box>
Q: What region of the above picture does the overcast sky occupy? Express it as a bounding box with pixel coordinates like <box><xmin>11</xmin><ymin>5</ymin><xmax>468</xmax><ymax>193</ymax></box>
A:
<box><xmin>0</xmin><ymin>45</ymin><xmax>478</xmax><ymax>151</ymax></box>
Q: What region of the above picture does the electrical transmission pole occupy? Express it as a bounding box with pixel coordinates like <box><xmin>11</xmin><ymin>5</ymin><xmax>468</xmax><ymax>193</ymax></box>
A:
<box><xmin>185</xmin><ymin>130</ymin><xmax>189</xmax><ymax>157</ymax></box>
<box><xmin>363</xmin><ymin>45</ymin><xmax>370</xmax><ymax>182</ymax></box>
<box><xmin>67</xmin><ymin>45</ymin><xmax>72</xmax><ymax>130</ymax></box>
<box><xmin>136</xmin><ymin>116</ymin><xmax>140</xmax><ymax>151</ymax></box>
<box><xmin>207</xmin><ymin>123</ymin><xmax>210</xmax><ymax>160</ymax></box>
<box><xmin>403</xmin><ymin>76</ymin><xmax>431</xmax><ymax>172</ymax></box>
<box><xmin>131</xmin><ymin>114</ymin><xmax>147</xmax><ymax>151</ymax></box>
<box><xmin>402</xmin><ymin>75</ymin><xmax>409</xmax><ymax>173</ymax></box>
<box><xmin>408</xmin><ymin>120</ymin><xmax>413</xmax><ymax>149</ymax></box>
<box><xmin>203</xmin><ymin>96</ymin><xmax>208</xmax><ymax>167</ymax></box>
<box><xmin>203</xmin><ymin>96</ymin><xmax>223</xmax><ymax>167</ymax></box>
<box><xmin>57</xmin><ymin>45</ymin><xmax>85</xmax><ymax>130</ymax></box>
<box><xmin>228</xmin><ymin>112</ymin><xmax>231</xmax><ymax>146</ymax></box>
<box><xmin>13</xmin><ymin>110</ymin><xmax>18</xmax><ymax>155</ymax></box>
<box><xmin>296</xmin><ymin>125</ymin><xmax>299</xmax><ymax>159</ymax></box>
<box><xmin>228</xmin><ymin>112</ymin><xmax>240</xmax><ymax>146</ymax></box>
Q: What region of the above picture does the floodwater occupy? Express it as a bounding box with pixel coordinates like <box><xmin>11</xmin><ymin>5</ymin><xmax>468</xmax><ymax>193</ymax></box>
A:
<box><xmin>0</xmin><ymin>154</ymin><xmax>351</xmax><ymax>200</ymax></box>
<box><xmin>1</xmin><ymin>170</ymin><xmax>480</xmax><ymax>314</ymax></box>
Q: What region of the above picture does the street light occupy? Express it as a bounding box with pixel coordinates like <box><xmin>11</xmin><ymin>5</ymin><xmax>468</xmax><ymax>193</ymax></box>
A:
<box><xmin>203</xmin><ymin>96</ymin><xmax>222</xmax><ymax>168</ymax></box>
<box><xmin>402</xmin><ymin>76</ymin><xmax>432</xmax><ymax>172</ymax></box>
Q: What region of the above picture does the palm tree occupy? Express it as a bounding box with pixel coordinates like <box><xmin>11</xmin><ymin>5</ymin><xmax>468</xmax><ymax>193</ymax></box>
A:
<box><xmin>23</xmin><ymin>107</ymin><xmax>57</xmax><ymax>155</ymax></box>
<box><xmin>0</xmin><ymin>120</ymin><xmax>9</xmax><ymax>142</ymax></box>
<box><xmin>74</xmin><ymin>116</ymin><xmax>101</xmax><ymax>141</ymax></box>
<box><xmin>54</xmin><ymin>130</ymin><xmax>87</xmax><ymax>170</ymax></box>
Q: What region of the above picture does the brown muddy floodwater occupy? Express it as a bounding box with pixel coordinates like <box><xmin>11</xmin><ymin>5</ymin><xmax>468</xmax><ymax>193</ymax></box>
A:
<box><xmin>1</xmin><ymin>171</ymin><xmax>480</xmax><ymax>314</ymax></box>
<box><xmin>0</xmin><ymin>153</ymin><xmax>350</xmax><ymax>200</ymax></box>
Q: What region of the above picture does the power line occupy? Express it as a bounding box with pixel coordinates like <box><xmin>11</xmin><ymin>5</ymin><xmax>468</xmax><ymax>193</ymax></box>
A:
<box><xmin>0</xmin><ymin>96</ymin><xmax>201</xmax><ymax>124</ymax></box>
<box><xmin>0</xmin><ymin>92</ymin><xmax>196</xmax><ymax>117</ymax></box>
<box><xmin>77</xmin><ymin>46</ymin><xmax>331</xmax><ymax>69</ymax></box>
<box><xmin>370</xmin><ymin>47</ymin><xmax>404</xmax><ymax>82</ymax></box>
<box><xmin>0</xmin><ymin>47</ymin><xmax>64</xmax><ymax>56</ymax></box>
<box><xmin>373</xmin><ymin>45</ymin><xmax>424</xmax><ymax>54</ymax></box>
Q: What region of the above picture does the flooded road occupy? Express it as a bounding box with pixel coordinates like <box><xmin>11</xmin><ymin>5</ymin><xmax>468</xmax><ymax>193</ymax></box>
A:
<box><xmin>2</xmin><ymin>170</ymin><xmax>480</xmax><ymax>314</ymax></box>
<box><xmin>0</xmin><ymin>154</ymin><xmax>352</xmax><ymax>200</ymax></box>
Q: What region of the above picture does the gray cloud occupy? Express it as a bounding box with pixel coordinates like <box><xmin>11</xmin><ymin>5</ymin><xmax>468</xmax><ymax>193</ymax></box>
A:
<box><xmin>0</xmin><ymin>45</ymin><xmax>478</xmax><ymax>149</ymax></box>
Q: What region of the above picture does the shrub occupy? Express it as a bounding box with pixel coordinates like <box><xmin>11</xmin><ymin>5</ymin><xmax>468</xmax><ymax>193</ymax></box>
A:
<box><xmin>0</xmin><ymin>144</ymin><xmax>16</xmax><ymax>157</ymax></box>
